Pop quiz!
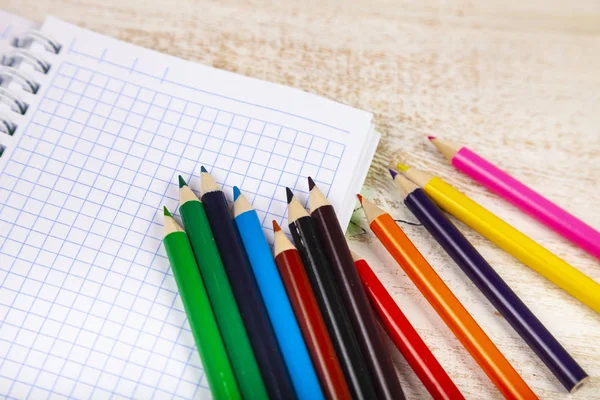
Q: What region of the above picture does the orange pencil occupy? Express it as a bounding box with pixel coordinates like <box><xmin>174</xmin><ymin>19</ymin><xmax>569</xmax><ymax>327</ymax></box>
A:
<box><xmin>358</xmin><ymin>194</ymin><xmax>538</xmax><ymax>400</ymax></box>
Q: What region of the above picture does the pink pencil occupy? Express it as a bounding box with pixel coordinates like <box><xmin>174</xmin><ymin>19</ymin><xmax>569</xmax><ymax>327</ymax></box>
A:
<box><xmin>428</xmin><ymin>137</ymin><xmax>600</xmax><ymax>259</ymax></box>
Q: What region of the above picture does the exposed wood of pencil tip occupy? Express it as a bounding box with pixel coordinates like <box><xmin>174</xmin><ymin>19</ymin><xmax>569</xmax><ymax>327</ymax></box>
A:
<box><xmin>429</xmin><ymin>137</ymin><xmax>460</xmax><ymax>162</ymax></box>
<box><xmin>308</xmin><ymin>177</ymin><xmax>330</xmax><ymax>213</ymax></box>
<box><xmin>392</xmin><ymin>172</ymin><xmax>420</xmax><ymax>201</ymax></box>
<box><xmin>350</xmin><ymin>250</ymin><xmax>364</xmax><ymax>262</ymax></box>
<box><xmin>399</xmin><ymin>165</ymin><xmax>435</xmax><ymax>188</ymax></box>
<box><xmin>273</xmin><ymin>220</ymin><xmax>297</xmax><ymax>257</ymax></box>
<box><xmin>163</xmin><ymin>206</ymin><xmax>184</xmax><ymax>235</ymax></box>
<box><xmin>200</xmin><ymin>166</ymin><xmax>221</xmax><ymax>196</ymax></box>
<box><xmin>286</xmin><ymin>188</ymin><xmax>310</xmax><ymax>224</ymax></box>
<box><xmin>233</xmin><ymin>186</ymin><xmax>253</xmax><ymax>217</ymax></box>
<box><xmin>358</xmin><ymin>196</ymin><xmax>386</xmax><ymax>224</ymax></box>
<box><xmin>178</xmin><ymin>175</ymin><xmax>201</xmax><ymax>205</ymax></box>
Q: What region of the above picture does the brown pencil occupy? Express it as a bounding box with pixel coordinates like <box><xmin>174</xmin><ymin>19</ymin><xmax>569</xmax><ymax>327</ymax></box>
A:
<box><xmin>308</xmin><ymin>177</ymin><xmax>405</xmax><ymax>400</ymax></box>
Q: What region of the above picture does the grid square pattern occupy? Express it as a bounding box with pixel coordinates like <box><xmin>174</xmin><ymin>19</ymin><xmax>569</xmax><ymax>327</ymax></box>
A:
<box><xmin>0</xmin><ymin>62</ymin><xmax>345</xmax><ymax>399</ymax></box>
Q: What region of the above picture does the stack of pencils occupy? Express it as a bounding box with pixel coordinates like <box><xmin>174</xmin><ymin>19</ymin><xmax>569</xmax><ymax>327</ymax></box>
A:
<box><xmin>162</xmin><ymin>167</ymin><xmax>454</xmax><ymax>399</ymax></box>
<box><xmin>372</xmin><ymin>136</ymin><xmax>594</xmax><ymax>396</ymax></box>
<box><xmin>159</xmin><ymin>135</ymin><xmax>597</xmax><ymax>399</ymax></box>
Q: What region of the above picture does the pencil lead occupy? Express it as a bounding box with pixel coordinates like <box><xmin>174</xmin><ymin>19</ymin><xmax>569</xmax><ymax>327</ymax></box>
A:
<box><xmin>272</xmin><ymin>220</ymin><xmax>281</xmax><ymax>232</ymax></box>
<box><xmin>286</xmin><ymin>187</ymin><xmax>294</xmax><ymax>204</ymax></box>
<box><xmin>200</xmin><ymin>166</ymin><xmax>208</xmax><ymax>173</ymax></box>
<box><xmin>356</xmin><ymin>194</ymin><xmax>363</xmax><ymax>204</ymax></box>
<box><xmin>307</xmin><ymin>176</ymin><xmax>316</xmax><ymax>191</ymax></box>
<box><xmin>163</xmin><ymin>206</ymin><xmax>172</xmax><ymax>217</ymax></box>
<box><xmin>233</xmin><ymin>186</ymin><xmax>241</xmax><ymax>200</ymax></box>
<box><xmin>396</xmin><ymin>163</ymin><xmax>411</xmax><ymax>172</ymax></box>
<box><xmin>178</xmin><ymin>175</ymin><xmax>187</xmax><ymax>188</ymax></box>
<box><xmin>389</xmin><ymin>169</ymin><xmax>398</xmax><ymax>179</ymax></box>
<box><xmin>427</xmin><ymin>136</ymin><xmax>436</xmax><ymax>140</ymax></box>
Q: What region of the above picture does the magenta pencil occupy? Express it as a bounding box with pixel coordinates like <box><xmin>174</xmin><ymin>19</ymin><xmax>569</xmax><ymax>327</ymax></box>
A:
<box><xmin>429</xmin><ymin>137</ymin><xmax>600</xmax><ymax>259</ymax></box>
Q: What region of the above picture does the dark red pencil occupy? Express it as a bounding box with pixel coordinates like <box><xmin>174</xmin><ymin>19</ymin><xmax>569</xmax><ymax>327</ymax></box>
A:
<box><xmin>273</xmin><ymin>220</ymin><xmax>352</xmax><ymax>400</ymax></box>
<box><xmin>352</xmin><ymin>252</ymin><xmax>465</xmax><ymax>400</ymax></box>
<box><xmin>308</xmin><ymin>177</ymin><xmax>405</xmax><ymax>400</ymax></box>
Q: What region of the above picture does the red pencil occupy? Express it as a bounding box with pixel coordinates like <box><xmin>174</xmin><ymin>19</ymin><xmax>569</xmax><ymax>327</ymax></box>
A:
<box><xmin>273</xmin><ymin>221</ymin><xmax>352</xmax><ymax>400</ymax></box>
<box><xmin>352</xmin><ymin>252</ymin><xmax>464</xmax><ymax>400</ymax></box>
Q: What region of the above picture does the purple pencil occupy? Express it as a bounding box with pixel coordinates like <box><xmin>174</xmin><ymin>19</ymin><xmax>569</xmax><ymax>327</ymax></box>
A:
<box><xmin>390</xmin><ymin>169</ymin><xmax>588</xmax><ymax>393</ymax></box>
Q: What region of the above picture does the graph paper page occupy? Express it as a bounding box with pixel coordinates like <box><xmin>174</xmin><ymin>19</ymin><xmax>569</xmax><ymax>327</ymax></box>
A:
<box><xmin>0</xmin><ymin>17</ymin><xmax>376</xmax><ymax>399</ymax></box>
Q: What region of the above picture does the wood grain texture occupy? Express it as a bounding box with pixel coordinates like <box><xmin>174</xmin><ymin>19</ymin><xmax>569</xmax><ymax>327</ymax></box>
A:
<box><xmin>4</xmin><ymin>0</ymin><xmax>599</xmax><ymax>398</ymax></box>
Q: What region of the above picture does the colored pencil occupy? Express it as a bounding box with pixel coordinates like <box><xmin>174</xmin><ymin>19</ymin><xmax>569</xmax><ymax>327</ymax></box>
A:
<box><xmin>287</xmin><ymin>188</ymin><xmax>378</xmax><ymax>400</ymax></box>
<box><xmin>391</xmin><ymin>171</ymin><xmax>589</xmax><ymax>392</ymax></box>
<box><xmin>308</xmin><ymin>178</ymin><xmax>405</xmax><ymax>400</ymax></box>
<box><xmin>358</xmin><ymin>195</ymin><xmax>538</xmax><ymax>400</ymax></box>
<box><xmin>178</xmin><ymin>176</ymin><xmax>269</xmax><ymax>400</ymax></box>
<box><xmin>233</xmin><ymin>187</ymin><xmax>324</xmax><ymax>400</ymax></box>
<box><xmin>428</xmin><ymin>137</ymin><xmax>600</xmax><ymax>259</ymax></box>
<box><xmin>273</xmin><ymin>220</ymin><xmax>352</xmax><ymax>400</ymax></box>
<box><xmin>351</xmin><ymin>251</ymin><xmax>465</xmax><ymax>400</ymax></box>
<box><xmin>200</xmin><ymin>167</ymin><xmax>296</xmax><ymax>400</ymax></box>
<box><xmin>399</xmin><ymin>164</ymin><xmax>600</xmax><ymax>314</ymax></box>
<box><xmin>162</xmin><ymin>207</ymin><xmax>241</xmax><ymax>400</ymax></box>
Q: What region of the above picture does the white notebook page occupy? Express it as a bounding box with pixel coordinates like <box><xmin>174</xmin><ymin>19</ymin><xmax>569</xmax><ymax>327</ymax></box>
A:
<box><xmin>0</xmin><ymin>16</ymin><xmax>378</xmax><ymax>399</ymax></box>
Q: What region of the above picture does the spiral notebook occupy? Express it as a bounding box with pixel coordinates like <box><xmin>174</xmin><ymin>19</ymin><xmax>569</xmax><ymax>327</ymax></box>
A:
<box><xmin>0</xmin><ymin>10</ymin><xmax>380</xmax><ymax>399</ymax></box>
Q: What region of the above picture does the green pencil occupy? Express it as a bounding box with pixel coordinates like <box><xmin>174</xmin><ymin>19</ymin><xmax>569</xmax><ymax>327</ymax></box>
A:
<box><xmin>178</xmin><ymin>176</ymin><xmax>269</xmax><ymax>400</ymax></box>
<box><xmin>162</xmin><ymin>207</ymin><xmax>241</xmax><ymax>400</ymax></box>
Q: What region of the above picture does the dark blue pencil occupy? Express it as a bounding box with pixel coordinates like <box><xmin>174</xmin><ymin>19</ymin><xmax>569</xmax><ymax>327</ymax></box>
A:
<box><xmin>390</xmin><ymin>169</ymin><xmax>588</xmax><ymax>393</ymax></box>
<box><xmin>200</xmin><ymin>167</ymin><xmax>296</xmax><ymax>400</ymax></box>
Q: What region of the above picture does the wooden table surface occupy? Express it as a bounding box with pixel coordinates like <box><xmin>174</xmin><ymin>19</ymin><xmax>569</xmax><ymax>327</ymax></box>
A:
<box><xmin>4</xmin><ymin>0</ymin><xmax>599</xmax><ymax>398</ymax></box>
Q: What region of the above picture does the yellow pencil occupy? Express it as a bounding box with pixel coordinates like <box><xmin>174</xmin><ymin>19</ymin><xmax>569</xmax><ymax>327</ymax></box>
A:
<box><xmin>398</xmin><ymin>163</ymin><xmax>600</xmax><ymax>314</ymax></box>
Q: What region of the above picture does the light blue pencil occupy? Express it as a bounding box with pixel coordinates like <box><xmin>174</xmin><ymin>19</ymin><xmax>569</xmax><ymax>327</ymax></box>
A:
<box><xmin>233</xmin><ymin>186</ymin><xmax>324</xmax><ymax>400</ymax></box>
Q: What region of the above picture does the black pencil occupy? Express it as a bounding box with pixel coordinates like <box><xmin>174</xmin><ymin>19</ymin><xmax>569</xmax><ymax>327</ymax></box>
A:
<box><xmin>308</xmin><ymin>177</ymin><xmax>405</xmax><ymax>400</ymax></box>
<box><xmin>286</xmin><ymin>188</ymin><xmax>378</xmax><ymax>400</ymax></box>
<box><xmin>200</xmin><ymin>167</ymin><xmax>296</xmax><ymax>400</ymax></box>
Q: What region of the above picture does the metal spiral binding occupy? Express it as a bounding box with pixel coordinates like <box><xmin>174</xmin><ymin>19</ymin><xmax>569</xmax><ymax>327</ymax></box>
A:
<box><xmin>2</xmin><ymin>48</ymin><xmax>51</xmax><ymax>73</ymax></box>
<box><xmin>12</xmin><ymin>31</ymin><xmax>62</xmax><ymax>54</ymax></box>
<box><xmin>0</xmin><ymin>66</ymin><xmax>40</xmax><ymax>94</ymax></box>
<box><xmin>0</xmin><ymin>87</ymin><xmax>28</xmax><ymax>115</ymax></box>
<box><xmin>0</xmin><ymin>112</ymin><xmax>17</xmax><ymax>136</ymax></box>
<box><xmin>0</xmin><ymin>30</ymin><xmax>61</xmax><ymax>138</ymax></box>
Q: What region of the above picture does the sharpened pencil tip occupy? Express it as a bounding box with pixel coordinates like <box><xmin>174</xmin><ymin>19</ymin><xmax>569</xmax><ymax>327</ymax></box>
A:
<box><xmin>350</xmin><ymin>250</ymin><xmax>364</xmax><ymax>262</ymax></box>
<box><xmin>272</xmin><ymin>220</ymin><xmax>281</xmax><ymax>232</ymax></box>
<box><xmin>286</xmin><ymin>187</ymin><xmax>294</xmax><ymax>204</ymax></box>
<box><xmin>396</xmin><ymin>163</ymin><xmax>410</xmax><ymax>172</ymax></box>
<box><xmin>163</xmin><ymin>206</ymin><xmax>172</xmax><ymax>217</ymax></box>
<box><xmin>178</xmin><ymin>175</ymin><xmax>187</xmax><ymax>188</ymax></box>
<box><xmin>389</xmin><ymin>169</ymin><xmax>398</xmax><ymax>179</ymax></box>
<box><xmin>233</xmin><ymin>186</ymin><xmax>241</xmax><ymax>200</ymax></box>
<box><xmin>427</xmin><ymin>136</ymin><xmax>436</xmax><ymax>140</ymax></box>
<box><xmin>356</xmin><ymin>194</ymin><xmax>363</xmax><ymax>204</ymax></box>
<box><xmin>307</xmin><ymin>176</ymin><xmax>316</xmax><ymax>190</ymax></box>
<box><xmin>200</xmin><ymin>166</ymin><xmax>208</xmax><ymax>173</ymax></box>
